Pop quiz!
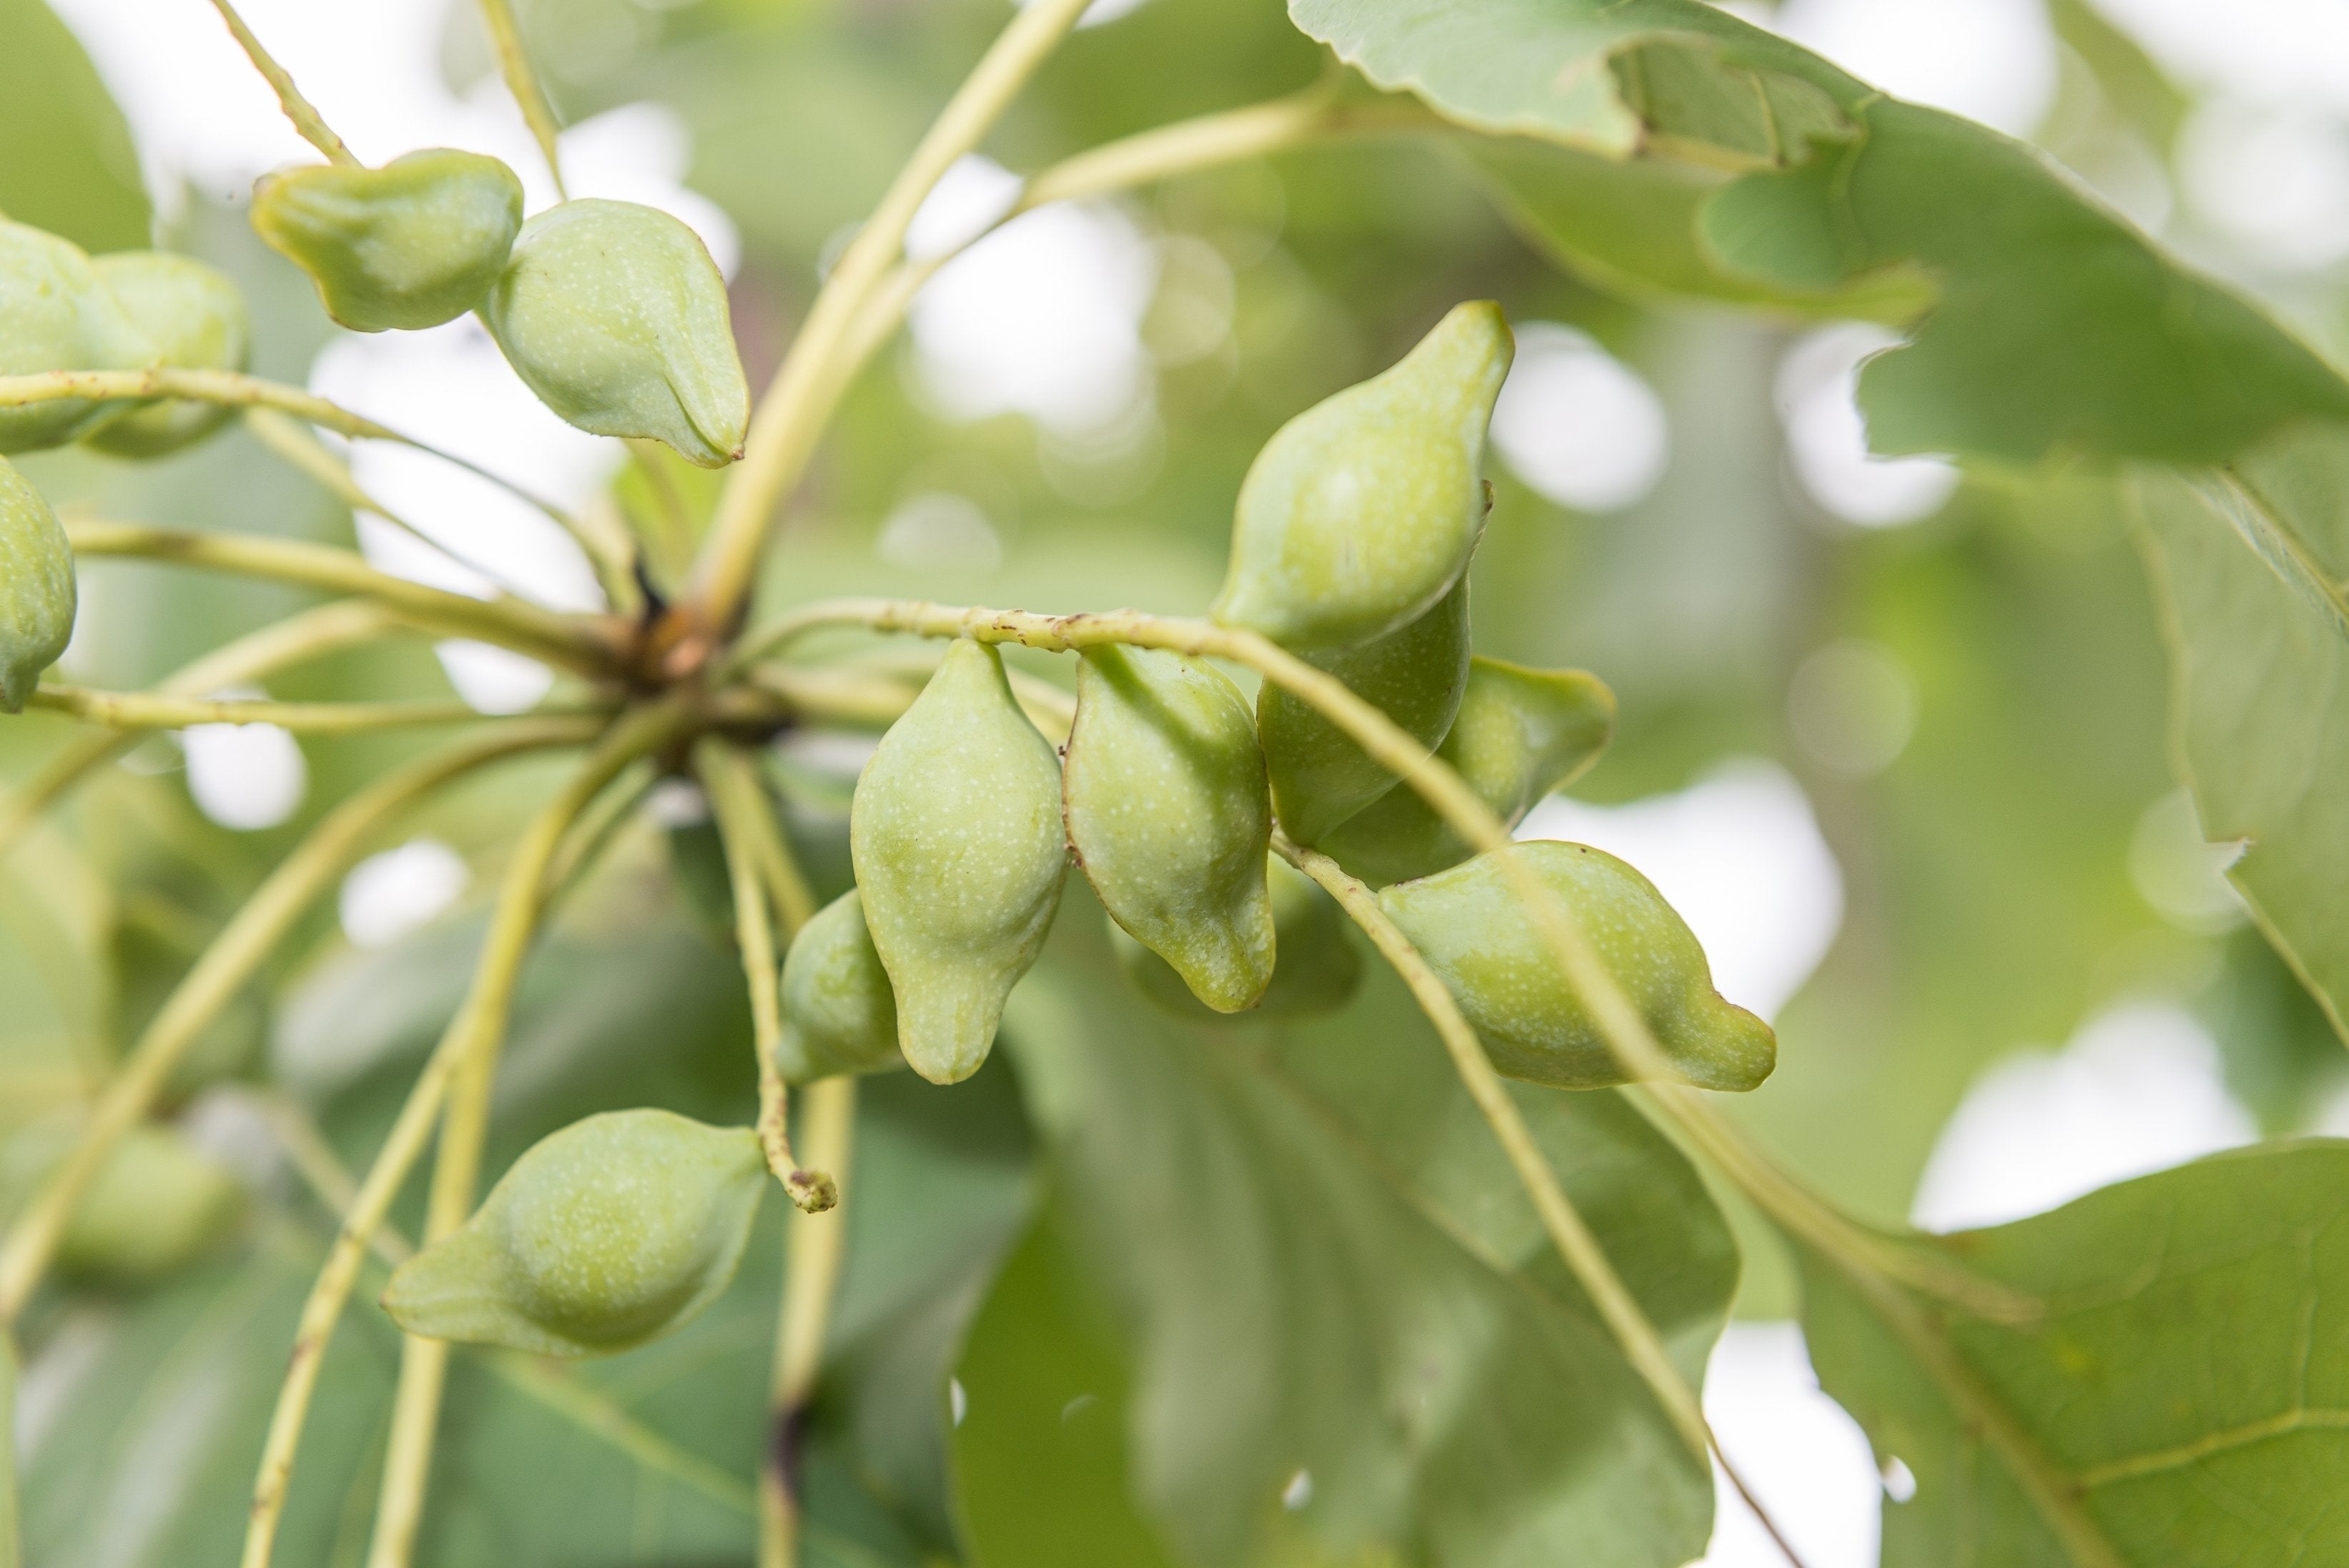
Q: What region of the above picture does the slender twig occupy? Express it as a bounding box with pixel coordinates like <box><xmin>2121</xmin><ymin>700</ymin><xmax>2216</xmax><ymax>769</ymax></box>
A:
<box><xmin>355</xmin><ymin>704</ymin><xmax>693</xmax><ymax>1568</ymax></box>
<box><xmin>66</xmin><ymin>523</ymin><xmax>625</xmax><ymax>676</ymax></box>
<box><xmin>764</xmin><ymin>1075</ymin><xmax>857</xmax><ymax>1568</ymax></box>
<box><xmin>734</xmin><ymin>598</ymin><xmax>2030</xmax><ymax>1321</ymax></box>
<box><xmin>0</xmin><ymin>601</ymin><xmax>402</xmax><ymax>862</ymax></box>
<box><xmin>702</xmin><ymin>741</ymin><xmax>817</xmax><ymax>935</ymax></box>
<box><xmin>0</xmin><ymin>716</ymin><xmax>601</xmax><ymax>1327</ymax></box>
<box><xmin>27</xmin><ymin>685</ymin><xmax>543</xmax><ymax>734</ymax></box>
<box><xmin>478</xmin><ymin>0</ymin><xmax>568</xmax><ymax>197</ymax></box>
<box><xmin>245</xmin><ymin>408</ymin><xmax>637</xmax><ymax>615</ymax></box>
<box><xmin>0</xmin><ymin>370</ymin><xmax>581</xmax><ymax>526</ymax></box>
<box><xmin>1279</xmin><ymin>835</ymin><xmax>1811</xmax><ymax>1568</ymax></box>
<box><xmin>685</xmin><ymin>0</ymin><xmax>1098</xmax><ymax>633</ymax></box>
<box><xmin>205</xmin><ymin>0</ymin><xmax>358</xmax><ymax>165</ymax></box>
<box><xmin>701</xmin><ymin>741</ymin><xmax>833</xmax><ymax>1211</ymax></box>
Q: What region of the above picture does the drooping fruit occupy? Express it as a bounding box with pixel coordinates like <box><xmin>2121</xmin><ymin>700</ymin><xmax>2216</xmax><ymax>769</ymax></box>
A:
<box><xmin>776</xmin><ymin>889</ymin><xmax>904</xmax><ymax>1083</ymax></box>
<box><xmin>0</xmin><ymin>455</ymin><xmax>75</xmax><ymax>713</ymax></box>
<box><xmin>1113</xmin><ymin>853</ymin><xmax>1359</xmax><ymax>1022</ymax></box>
<box><xmin>251</xmin><ymin>149</ymin><xmax>524</xmax><ymax>332</ymax></box>
<box><xmin>381</xmin><ymin>1109</ymin><xmax>767</xmax><ymax>1358</ymax></box>
<box><xmin>1064</xmin><ymin>645</ymin><xmax>1274</xmax><ymax>1012</ymax></box>
<box><xmin>1211</xmin><ymin>301</ymin><xmax>1511</xmax><ymax>650</ymax></box>
<box><xmin>84</xmin><ymin>251</ymin><xmax>252</xmax><ymax>457</ymax></box>
<box><xmin>481</xmin><ymin>199</ymin><xmax>749</xmax><ymax>467</ymax></box>
<box><xmin>1377</xmin><ymin>842</ymin><xmax>1774</xmax><ymax>1091</ymax></box>
<box><xmin>1256</xmin><ymin>578</ymin><xmax>1469</xmax><ymax>846</ymax></box>
<box><xmin>1321</xmin><ymin>657</ymin><xmax>1614</xmax><ymax>887</ymax></box>
<box><xmin>850</xmin><ymin>639</ymin><xmax>1068</xmax><ymax>1083</ymax></box>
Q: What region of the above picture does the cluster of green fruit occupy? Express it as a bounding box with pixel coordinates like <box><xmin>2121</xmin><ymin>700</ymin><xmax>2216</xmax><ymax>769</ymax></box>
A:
<box><xmin>0</xmin><ymin>144</ymin><xmax>754</xmax><ymax>708</ymax></box>
<box><xmin>378</xmin><ymin>305</ymin><xmax>1773</xmax><ymax>1364</ymax></box>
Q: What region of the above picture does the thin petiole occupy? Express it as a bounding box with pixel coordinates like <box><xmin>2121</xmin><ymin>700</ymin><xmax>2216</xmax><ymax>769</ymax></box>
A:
<box><xmin>27</xmin><ymin>685</ymin><xmax>559</xmax><ymax>734</ymax></box>
<box><xmin>478</xmin><ymin>0</ymin><xmax>568</xmax><ymax>197</ymax></box>
<box><xmin>1278</xmin><ymin>834</ymin><xmax>1813</xmax><ymax>1568</ymax></box>
<box><xmin>66</xmin><ymin>523</ymin><xmax>626</xmax><ymax>676</ymax></box>
<box><xmin>205</xmin><ymin>0</ymin><xmax>359</xmax><ymax>167</ymax></box>
<box><xmin>699</xmin><ymin>739</ymin><xmax>834</xmax><ymax>1211</ymax></box>
<box><xmin>764</xmin><ymin>1075</ymin><xmax>857</xmax><ymax>1568</ymax></box>
<box><xmin>0</xmin><ymin>599</ymin><xmax>403</xmax><ymax>863</ymax></box>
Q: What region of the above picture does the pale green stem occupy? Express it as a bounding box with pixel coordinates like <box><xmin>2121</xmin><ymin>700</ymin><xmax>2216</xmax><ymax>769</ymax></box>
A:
<box><xmin>478</xmin><ymin>0</ymin><xmax>568</xmax><ymax>197</ymax></box>
<box><xmin>26</xmin><ymin>685</ymin><xmax>551</xmax><ymax>734</ymax></box>
<box><xmin>764</xmin><ymin>1075</ymin><xmax>857</xmax><ymax>1568</ymax></box>
<box><xmin>685</xmin><ymin>0</ymin><xmax>1098</xmax><ymax>633</ymax></box>
<box><xmin>736</xmin><ymin>598</ymin><xmax>2028</xmax><ymax>1321</ymax></box>
<box><xmin>0</xmin><ymin>371</ymin><xmax>581</xmax><ymax>526</ymax></box>
<box><xmin>0</xmin><ymin>600</ymin><xmax>402</xmax><ymax>862</ymax></box>
<box><xmin>1279</xmin><ymin>835</ymin><xmax>1809</xmax><ymax>1568</ymax></box>
<box><xmin>699</xmin><ymin>740</ymin><xmax>834</xmax><ymax>1212</ymax></box>
<box><xmin>244</xmin><ymin>409</ymin><xmax>641</xmax><ymax>617</ymax></box>
<box><xmin>354</xmin><ymin>703</ymin><xmax>694</xmax><ymax>1568</ymax></box>
<box><xmin>206</xmin><ymin>0</ymin><xmax>358</xmax><ymax>165</ymax></box>
<box><xmin>0</xmin><ymin>714</ymin><xmax>602</xmax><ymax>1328</ymax></box>
<box><xmin>65</xmin><ymin>523</ymin><xmax>625</xmax><ymax>677</ymax></box>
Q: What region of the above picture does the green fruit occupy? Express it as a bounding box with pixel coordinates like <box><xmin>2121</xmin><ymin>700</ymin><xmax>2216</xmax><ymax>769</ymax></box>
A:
<box><xmin>1256</xmin><ymin>578</ymin><xmax>1469</xmax><ymax>846</ymax></box>
<box><xmin>1</xmin><ymin>1122</ymin><xmax>247</xmax><ymax>1287</ymax></box>
<box><xmin>1065</xmin><ymin>645</ymin><xmax>1274</xmax><ymax>1012</ymax></box>
<box><xmin>1377</xmin><ymin>842</ymin><xmax>1774</xmax><ymax>1092</ymax></box>
<box><xmin>482</xmin><ymin>199</ymin><xmax>749</xmax><ymax>468</ymax></box>
<box><xmin>1212</xmin><ymin>301</ymin><xmax>1511</xmax><ymax>650</ymax></box>
<box><xmin>850</xmin><ymin>639</ymin><xmax>1068</xmax><ymax>1083</ymax></box>
<box><xmin>777</xmin><ymin>889</ymin><xmax>904</xmax><ymax>1083</ymax></box>
<box><xmin>84</xmin><ymin>252</ymin><xmax>252</xmax><ymax>458</ymax></box>
<box><xmin>250</xmin><ymin>149</ymin><xmax>524</xmax><ymax>332</ymax></box>
<box><xmin>57</xmin><ymin>1125</ymin><xmax>247</xmax><ymax>1285</ymax></box>
<box><xmin>1321</xmin><ymin>658</ymin><xmax>1615</xmax><ymax>887</ymax></box>
<box><xmin>382</xmin><ymin>1109</ymin><xmax>766</xmax><ymax>1358</ymax></box>
<box><xmin>0</xmin><ymin>217</ymin><xmax>156</xmax><ymax>452</ymax></box>
<box><xmin>0</xmin><ymin>455</ymin><xmax>75</xmax><ymax>713</ymax></box>
<box><xmin>1114</xmin><ymin>854</ymin><xmax>1360</xmax><ymax>1021</ymax></box>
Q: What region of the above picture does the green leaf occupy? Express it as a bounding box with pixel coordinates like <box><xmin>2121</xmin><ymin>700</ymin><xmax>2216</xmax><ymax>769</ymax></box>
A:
<box><xmin>953</xmin><ymin>1212</ymin><xmax>1181</xmax><ymax>1567</ymax></box>
<box><xmin>1800</xmin><ymin>1141</ymin><xmax>2349</xmax><ymax>1566</ymax></box>
<box><xmin>0</xmin><ymin>0</ymin><xmax>147</xmax><ymax>252</ymax></box>
<box><xmin>1290</xmin><ymin>0</ymin><xmax>1860</xmax><ymax>166</ymax></box>
<box><xmin>985</xmin><ymin>898</ymin><xmax>1737</xmax><ymax>1568</ymax></box>
<box><xmin>2133</xmin><ymin>464</ymin><xmax>2349</xmax><ymax>1039</ymax></box>
<box><xmin>1300</xmin><ymin>0</ymin><xmax>2349</xmax><ymax>516</ymax></box>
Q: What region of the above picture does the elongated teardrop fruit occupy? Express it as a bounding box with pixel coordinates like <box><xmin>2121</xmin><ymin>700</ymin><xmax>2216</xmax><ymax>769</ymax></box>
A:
<box><xmin>49</xmin><ymin>1125</ymin><xmax>247</xmax><ymax>1286</ymax></box>
<box><xmin>251</xmin><ymin>149</ymin><xmax>524</xmax><ymax>331</ymax></box>
<box><xmin>1378</xmin><ymin>842</ymin><xmax>1773</xmax><ymax>1092</ymax></box>
<box><xmin>1257</xmin><ymin>578</ymin><xmax>1469</xmax><ymax>846</ymax></box>
<box><xmin>850</xmin><ymin>639</ymin><xmax>1068</xmax><ymax>1083</ymax></box>
<box><xmin>1322</xmin><ymin>658</ymin><xmax>1615</xmax><ymax>887</ymax></box>
<box><xmin>1065</xmin><ymin>646</ymin><xmax>1274</xmax><ymax>1012</ymax></box>
<box><xmin>0</xmin><ymin>457</ymin><xmax>75</xmax><ymax>713</ymax></box>
<box><xmin>84</xmin><ymin>252</ymin><xmax>252</xmax><ymax>458</ymax></box>
<box><xmin>1115</xmin><ymin>854</ymin><xmax>1359</xmax><ymax>1021</ymax></box>
<box><xmin>0</xmin><ymin>218</ymin><xmax>156</xmax><ymax>452</ymax></box>
<box><xmin>777</xmin><ymin>889</ymin><xmax>903</xmax><ymax>1083</ymax></box>
<box><xmin>482</xmin><ymin>199</ymin><xmax>749</xmax><ymax>467</ymax></box>
<box><xmin>382</xmin><ymin>1110</ymin><xmax>765</xmax><ymax>1358</ymax></box>
<box><xmin>1212</xmin><ymin>301</ymin><xmax>1511</xmax><ymax>650</ymax></box>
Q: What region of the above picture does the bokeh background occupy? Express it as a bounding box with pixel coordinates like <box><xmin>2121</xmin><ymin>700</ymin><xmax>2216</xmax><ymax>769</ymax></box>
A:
<box><xmin>4</xmin><ymin>0</ymin><xmax>2346</xmax><ymax>1562</ymax></box>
